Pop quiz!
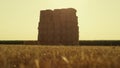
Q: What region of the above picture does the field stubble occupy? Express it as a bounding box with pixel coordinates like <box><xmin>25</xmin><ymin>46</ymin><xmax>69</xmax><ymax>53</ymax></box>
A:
<box><xmin>0</xmin><ymin>45</ymin><xmax>120</xmax><ymax>68</ymax></box>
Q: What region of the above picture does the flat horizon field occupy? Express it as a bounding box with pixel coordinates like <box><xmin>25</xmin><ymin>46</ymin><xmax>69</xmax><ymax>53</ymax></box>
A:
<box><xmin>0</xmin><ymin>45</ymin><xmax>120</xmax><ymax>68</ymax></box>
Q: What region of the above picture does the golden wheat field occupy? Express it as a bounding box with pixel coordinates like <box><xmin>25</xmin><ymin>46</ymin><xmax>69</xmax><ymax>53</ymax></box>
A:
<box><xmin>0</xmin><ymin>45</ymin><xmax>120</xmax><ymax>68</ymax></box>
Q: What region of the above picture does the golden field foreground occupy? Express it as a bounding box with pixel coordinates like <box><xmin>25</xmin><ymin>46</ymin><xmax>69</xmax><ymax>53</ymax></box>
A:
<box><xmin>0</xmin><ymin>45</ymin><xmax>120</xmax><ymax>68</ymax></box>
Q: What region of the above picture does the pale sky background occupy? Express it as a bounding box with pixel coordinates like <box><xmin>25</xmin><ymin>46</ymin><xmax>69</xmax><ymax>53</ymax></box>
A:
<box><xmin>0</xmin><ymin>0</ymin><xmax>120</xmax><ymax>40</ymax></box>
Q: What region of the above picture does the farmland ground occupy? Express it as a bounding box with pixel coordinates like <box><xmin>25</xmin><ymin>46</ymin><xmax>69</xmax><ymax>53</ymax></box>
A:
<box><xmin>0</xmin><ymin>45</ymin><xmax>120</xmax><ymax>68</ymax></box>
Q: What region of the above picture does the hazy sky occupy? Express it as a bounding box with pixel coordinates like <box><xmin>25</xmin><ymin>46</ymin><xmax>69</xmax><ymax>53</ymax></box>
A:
<box><xmin>0</xmin><ymin>0</ymin><xmax>120</xmax><ymax>40</ymax></box>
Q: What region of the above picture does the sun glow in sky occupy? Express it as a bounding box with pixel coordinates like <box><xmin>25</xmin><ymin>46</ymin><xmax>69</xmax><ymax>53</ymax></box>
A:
<box><xmin>0</xmin><ymin>0</ymin><xmax>120</xmax><ymax>40</ymax></box>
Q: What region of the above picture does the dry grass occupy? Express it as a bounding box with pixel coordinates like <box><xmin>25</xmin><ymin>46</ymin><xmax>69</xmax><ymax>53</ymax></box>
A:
<box><xmin>0</xmin><ymin>45</ymin><xmax>120</xmax><ymax>68</ymax></box>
